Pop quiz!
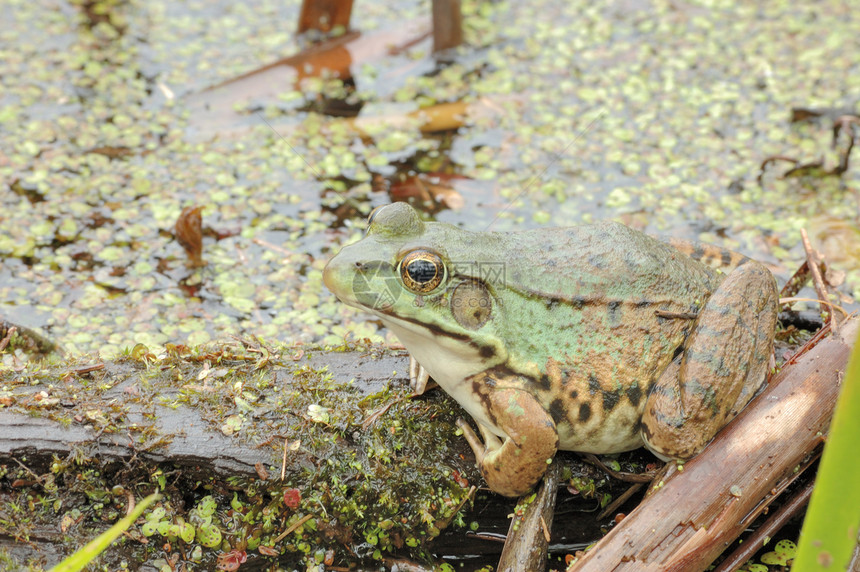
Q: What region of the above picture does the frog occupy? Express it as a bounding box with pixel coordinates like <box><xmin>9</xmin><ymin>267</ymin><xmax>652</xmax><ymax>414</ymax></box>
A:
<box><xmin>323</xmin><ymin>202</ymin><xmax>778</xmax><ymax>497</ymax></box>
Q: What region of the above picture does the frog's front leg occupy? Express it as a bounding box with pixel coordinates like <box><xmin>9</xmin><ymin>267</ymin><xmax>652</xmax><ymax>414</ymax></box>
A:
<box><xmin>641</xmin><ymin>259</ymin><xmax>778</xmax><ymax>460</ymax></box>
<box><xmin>456</xmin><ymin>384</ymin><xmax>559</xmax><ymax>497</ymax></box>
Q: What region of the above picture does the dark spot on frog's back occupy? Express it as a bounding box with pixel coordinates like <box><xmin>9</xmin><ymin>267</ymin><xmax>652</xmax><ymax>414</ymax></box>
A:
<box><xmin>587</xmin><ymin>253</ymin><xmax>608</xmax><ymax>269</ymax></box>
<box><xmin>578</xmin><ymin>402</ymin><xmax>591</xmax><ymax>422</ymax></box>
<box><xmin>623</xmin><ymin>249</ymin><xmax>641</xmax><ymax>272</ymax></box>
<box><xmin>549</xmin><ymin>398</ymin><xmax>566</xmax><ymax>424</ymax></box>
<box><xmin>689</xmin><ymin>244</ymin><xmax>706</xmax><ymax>262</ymax></box>
<box><xmin>588</xmin><ymin>374</ymin><xmax>601</xmax><ymax>395</ymax></box>
<box><xmin>565</xmin><ymin>228</ymin><xmax>584</xmax><ymax>242</ymax></box>
<box><xmin>626</xmin><ymin>382</ymin><xmax>642</xmax><ymax>407</ymax></box>
<box><xmin>537</xmin><ymin>374</ymin><xmax>552</xmax><ymax>391</ymax></box>
<box><xmin>607</xmin><ymin>300</ymin><xmax>622</xmax><ymax>326</ymax></box>
<box><xmin>602</xmin><ymin>389</ymin><xmax>620</xmax><ymax>412</ymax></box>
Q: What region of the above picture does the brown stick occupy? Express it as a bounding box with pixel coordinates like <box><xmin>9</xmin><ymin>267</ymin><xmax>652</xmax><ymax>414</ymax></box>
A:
<box><xmin>597</xmin><ymin>483</ymin><xmax>644</xmax><ymax>522</ymax></box>
<box><xmin>0</xmin><ymin>326</ymin><xmax>15</xmax><ymax>353</ymax></box>
<box><xmin>800</xmin><ymin>228</ymin><xmax>838</xmax><ymax>333</ymax></box>
<box><xmin>432</xmin><ymin>0</ymin><xmax>463</xmax><ymax>52</ymax></box>
<box><xmin>498</xmin><ymin>460</ymin><xmax>562</xmax><ymax>572</ymax></box>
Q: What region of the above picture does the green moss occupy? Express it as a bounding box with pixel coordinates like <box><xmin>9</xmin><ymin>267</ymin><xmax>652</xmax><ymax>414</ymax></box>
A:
<box><xmin>0</xmin><ymin>341</ymin><xmax>482</xmax><ymax>567</ymax></box>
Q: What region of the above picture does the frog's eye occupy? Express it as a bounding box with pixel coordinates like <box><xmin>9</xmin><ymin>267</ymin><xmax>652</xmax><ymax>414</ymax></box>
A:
<box><xmin>398</xmin><ymin>249</ymin><xmax>446</xmax><ymax>293</ymax></box>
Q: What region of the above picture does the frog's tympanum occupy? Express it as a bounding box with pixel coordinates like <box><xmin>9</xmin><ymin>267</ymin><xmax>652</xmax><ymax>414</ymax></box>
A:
<box><xmin>323</xmin><ymin>203</ymin><xmax>778</xmax><ymax>497</ymax></box>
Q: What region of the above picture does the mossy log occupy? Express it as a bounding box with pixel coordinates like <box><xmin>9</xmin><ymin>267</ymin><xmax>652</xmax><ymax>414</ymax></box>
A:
<box><xmin>0</xmin><ymin>350</ymin><xmax>412</xmax><ymax>478</ymax></box>
<box><xmin>0</xmin><ymin>344</ymin><xmax>487</xmax><ymax>568</ymax></box>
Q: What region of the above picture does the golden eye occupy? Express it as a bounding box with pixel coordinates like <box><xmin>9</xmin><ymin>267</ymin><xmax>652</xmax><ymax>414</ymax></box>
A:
<box><xmin>399</xmin><ymin>249</ymin><xmax>445</xmax><ymax>293</ymax></box>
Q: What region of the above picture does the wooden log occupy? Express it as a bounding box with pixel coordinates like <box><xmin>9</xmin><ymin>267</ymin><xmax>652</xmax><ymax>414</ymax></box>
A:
<box><xmin>568</xmin><ymin>318</ymin><xmax>858</xmax><ymax>572</ymax></box>
<box><xmin>498</xmin><ymin>461</ymin><xmax>561</xmax><ymax>572</ymax></box>
<box><xmin>0</xmin><ymin>407</ymin><xmax>268</xmax><ymax>477</ymax></box>
<box><xmin>0</xmin><ymin>351</ymin><xmax>407</xmax><ymax>477</ymax></box>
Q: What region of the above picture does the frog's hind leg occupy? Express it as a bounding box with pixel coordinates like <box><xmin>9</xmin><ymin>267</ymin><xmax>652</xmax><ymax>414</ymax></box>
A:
<box><xmin>641</xmin><ymin>260</ymin><xmax>778</xmax><ymax>460</ymax></box>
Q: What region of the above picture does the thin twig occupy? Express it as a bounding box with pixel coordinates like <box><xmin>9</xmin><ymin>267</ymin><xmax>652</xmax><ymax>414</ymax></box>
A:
<box><xmin>779</xmin><ymin>297</ymin><xmax>849</xmax><ymax>319</ymax></box>
<box><xmin>362</xmin><ymin>395</ymin><xmax>411</xmax><ymax>430</ymax></box>
<box><xmin>435</xmin><ymin>486</ymin><xmax>476</xmax><ymax>531</ymax></box>
<box><xmin>253</xmin><ymin>237</ymin><xmax>293</xmax><ymax>257</ymax></box>
<box><xmin>126</xmin><ymin>490</ymin><xmax>137</xmax><ymax>516</ymax></box>
<box><xmin>281</xmin><ymin>438</ymin><xmax>288</xmax><ymax>481</ymax></box>
<box><xmin>274</xmin><ymin>513</ymin><xmax>314</xmax><ymax>543</ymax></box>
<box><xmin>0</xmin><ymin>326</ymin><xmax>16</xmax><ymax>352</ymax></box>
<box><xmin>737</xmin><ymin>448</ymin><xmax>822</xmax><ymax>528</ymax></box>
<box><xmin>800</xmin><ymin>228</ymin><xmax>838</xmax><ymax>333</ymax></box>
<box><xmin>540</xmin><ymin>515</ymin><xmax>551</xmax><ymax>542</ymax></box>
<box><xmin>580</xmin><ymin>453</ymin><xmax>656</xmax><ymax>483</ymax></box>
<box><xmin>597</xmin><ymin>483</ymin><xmax>644</xmax><ymax>521</ymax></box>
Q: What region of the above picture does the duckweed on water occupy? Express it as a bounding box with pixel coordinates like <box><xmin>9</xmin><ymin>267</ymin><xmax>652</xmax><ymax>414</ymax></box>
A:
<box><xmin>2</xmin><ymin>1</ymin><xmax>859</xmax><ymax>360</ymax></box>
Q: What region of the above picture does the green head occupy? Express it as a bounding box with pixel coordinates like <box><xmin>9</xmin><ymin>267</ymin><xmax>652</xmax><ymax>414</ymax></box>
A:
<box><xmin>322</xmin><ymin>203</ymin><xmax>510</xmax><ymax>382</ymax></box>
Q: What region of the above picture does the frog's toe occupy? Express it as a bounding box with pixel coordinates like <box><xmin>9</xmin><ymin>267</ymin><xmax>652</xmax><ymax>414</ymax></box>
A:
<box><xmin>409</xmin><ymin>356</ymin><xmax>430</xmax><ymax>395</ymax></box>
<box><xmin>477</xmin><ymin>435</ymin><xmax>559</xmax><ymax>497</ymax></box>
<box><xmin>456</xmin><ymin>419</ymin><xmax>488</xmax><ymax>461</ymax></box>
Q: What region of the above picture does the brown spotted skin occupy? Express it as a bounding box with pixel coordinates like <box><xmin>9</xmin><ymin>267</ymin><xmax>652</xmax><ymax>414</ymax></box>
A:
<box><xmin>323</xmin><ymin>203</ymin><xmax>779</xmax><ymax>497</ymax></box>
<box><xmin>666</xmin><ymin>237</ymin><xmax>750</xmax><ymax>272</ymax></box>
<box><xmin>456</xmin><ymin>381</ymin><xmax>558</xmax><ymax>497</ymax></box>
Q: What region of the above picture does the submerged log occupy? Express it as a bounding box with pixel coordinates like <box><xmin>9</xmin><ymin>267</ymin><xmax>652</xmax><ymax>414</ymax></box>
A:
<box><xmin>185</xmin><ymin>18</ymin><xmax>431</xmax><ymax>138</ymax></box>
<box><xmin>498</xmin><ymin>461</ymin><xmax>561</xmax><ymax>572</ymax></box>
